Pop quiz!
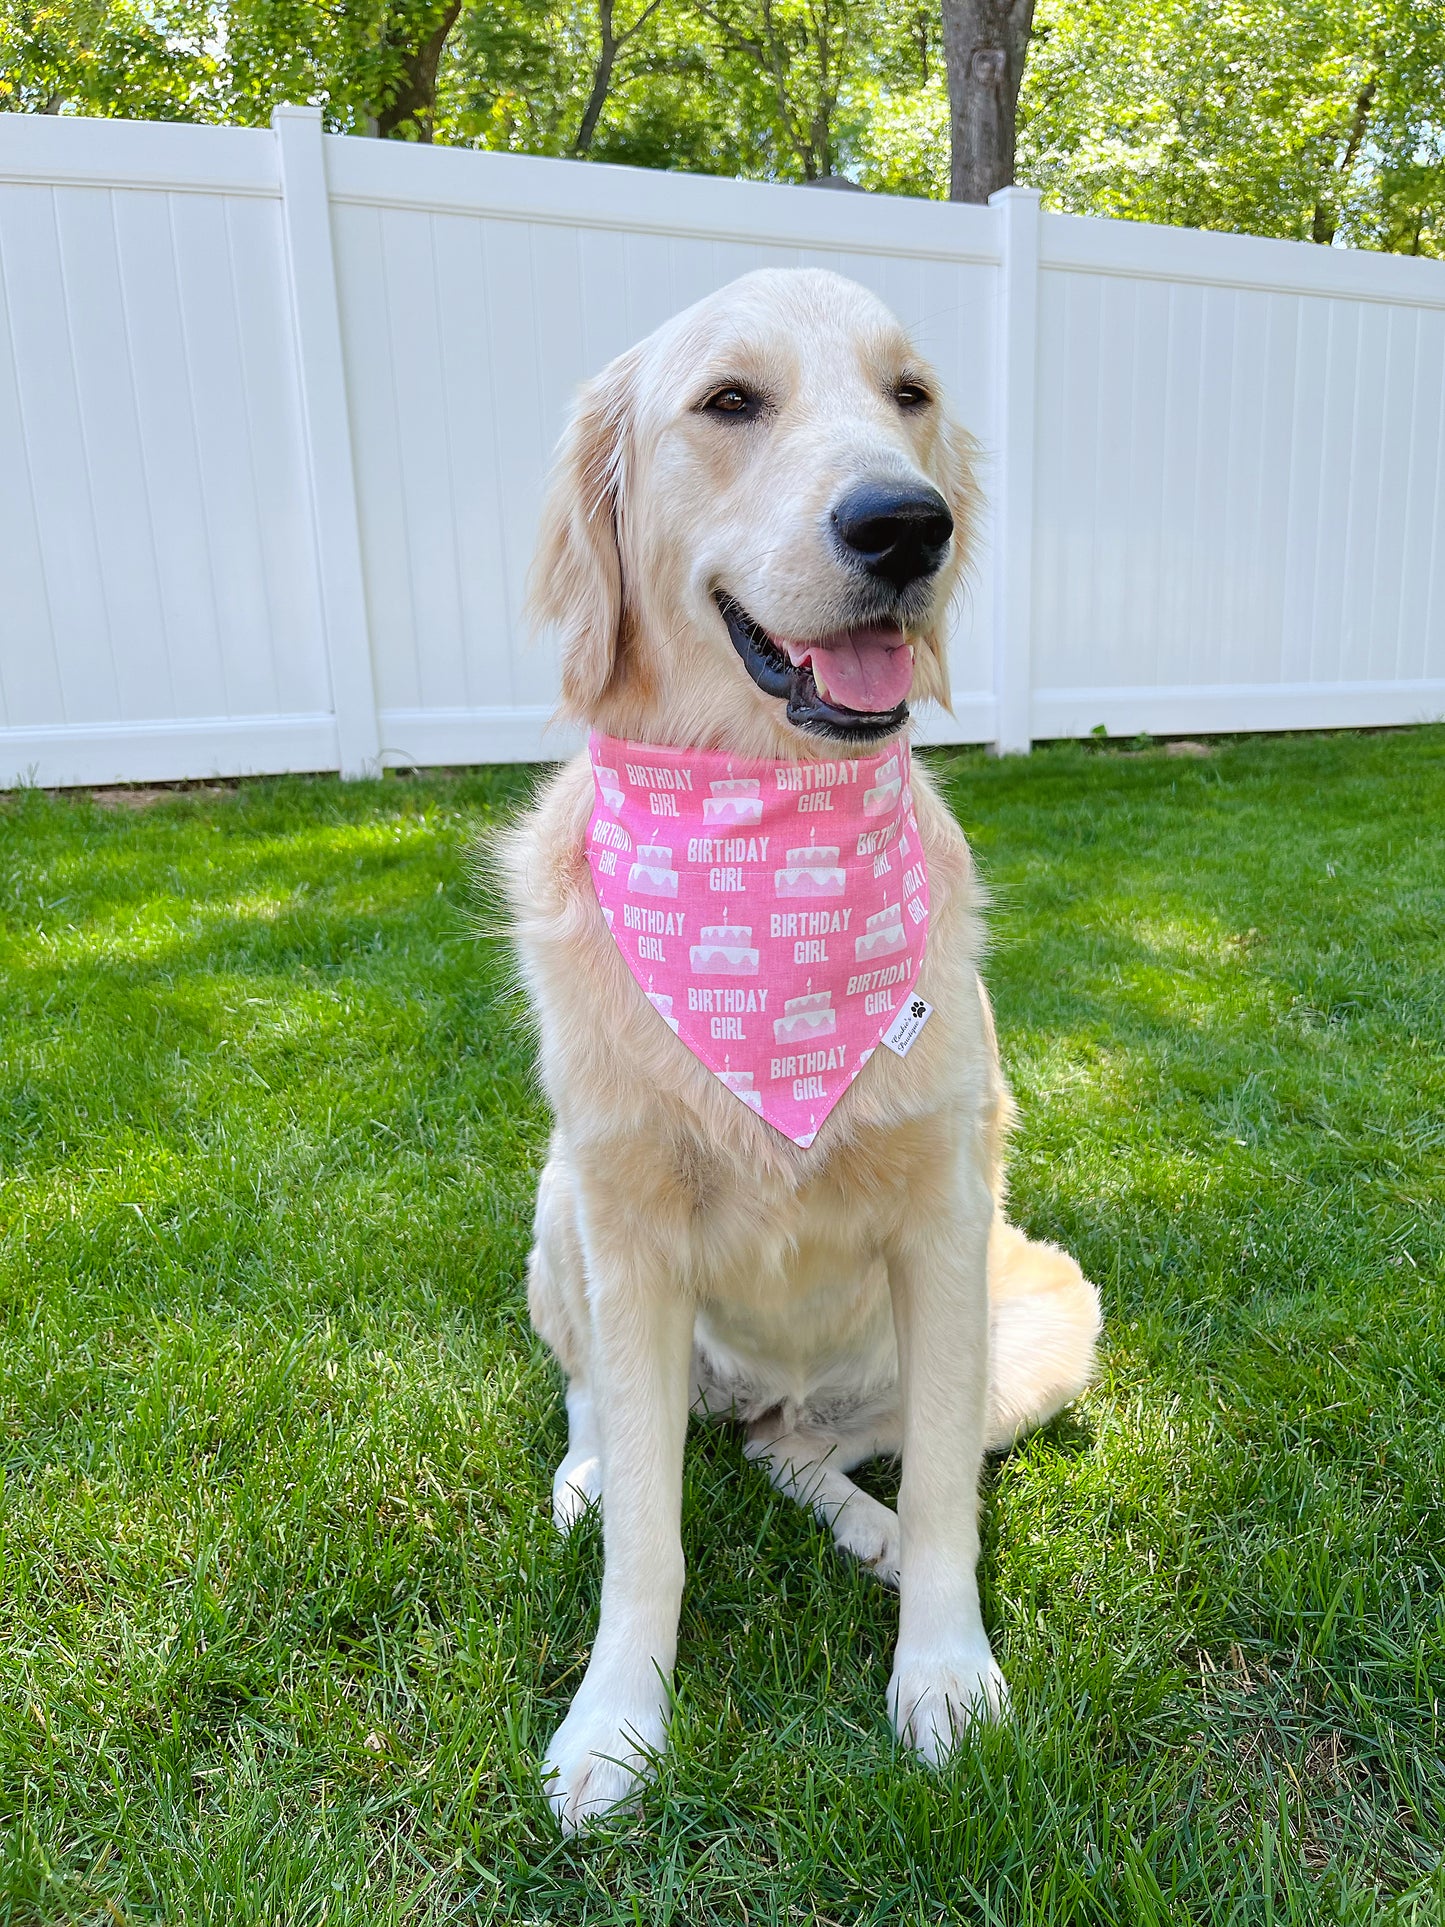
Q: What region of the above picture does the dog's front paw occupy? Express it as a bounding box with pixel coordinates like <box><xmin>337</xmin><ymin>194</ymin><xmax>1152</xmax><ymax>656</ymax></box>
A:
<box><xmin>888</xmin><ymin>1641</ymin><xmax>1009</xmax><ymax>1765</ymax></box>
<box><xmin>551</xmin><ymin>1452</ymin><xmax>602</xmax><ymax>1532</ymax></box>
<box><xmin>542</xmin><ymin>1679</ymin><xmax>668</xmax><ymax>1833</ymax></box>
<box><xmin>831</xmin><ymin>1492</ymin><xmax>902</xmax><ymax>1589</ymax></box>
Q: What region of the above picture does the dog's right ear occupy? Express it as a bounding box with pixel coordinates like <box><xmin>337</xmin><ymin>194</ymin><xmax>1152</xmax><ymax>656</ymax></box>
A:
<box><xmin>527</xmin><ymin>350</ymin><xmax>640</xmax><ymax>720</ymax></box>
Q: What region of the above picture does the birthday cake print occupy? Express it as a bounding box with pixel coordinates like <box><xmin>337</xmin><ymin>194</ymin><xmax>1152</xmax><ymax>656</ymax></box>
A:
<box><xmin>773</xmin><ymin>990</ymin><xmax>837</xmax><ymax>1046</ymax></box>
<box><xmin>862</xmin><ymin>754</ymin><xmax>902</xmax><ymax>817</ymax></box>
<box><xmin>645</xmin><ymin>986</ymin><xmax>680</xmax><ymax>1034</ymax></box>
<box><xmin>774</xmin><ymin>845</ymin><xmax>846</xmax><ymax>898</ymax></box>
<box><xmin>703</xmin><ymin>777</ymin><xmax>763</xmax><ymax>826</ymax></box>
<box><xmin>854</xmin><ymin>902</ymin><xmax>907</xmax><ymax>962</ymax></box>
<box><xmin>595</xmin><ymin>763</ymin><xmax>625</xmax><ymax>813</ymax></box>
<box><xmin>718</xmin><ymin>1065</ymin><xmax>764</xmax><ymax>1112</ymax></box>
<box><xmin>628</xmin><ymin>842</ymin><xmax>679</xmax><ymax>897</ymax></box>
<box><xmin>690</xmin><ymin>923</ymin><xmax>760</xmax><ymax>974</ymax></box>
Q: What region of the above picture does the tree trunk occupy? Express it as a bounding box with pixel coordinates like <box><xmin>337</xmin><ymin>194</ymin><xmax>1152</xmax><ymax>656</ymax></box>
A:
<box><xmin>375</xmin><ymin>0</ymin><xmax>463</xmax><ymax>141</ymax></box>
<box><xmin>572</xmin><ymin>0</ymin><xmax>666</xmax><ymax>156</ymax></box>
<box><xmin>941</xmin><ymin>0</ymin><xmax>1035</xmax><ymax>203</ymax></box>
<box><xmin>1311</xmin><ymin>202</ymin><xmax>1338</xmax><ymax>246</ymax></box>
<box><xmin>1310</xmin><ymin>76</ymin><xmax>1377</xmax><ymax>247</ymax></box>
<box><xmin>573</xmin><ymin>0</ymin><xmax>618</xmax><ymax>155</ymax></box>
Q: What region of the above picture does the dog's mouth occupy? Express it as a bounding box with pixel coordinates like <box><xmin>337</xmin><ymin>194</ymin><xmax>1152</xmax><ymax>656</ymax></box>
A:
<box><xmin>716</xmin><ymin>595</ymin><xmax>912</xmax><ymax>741</ymax></box>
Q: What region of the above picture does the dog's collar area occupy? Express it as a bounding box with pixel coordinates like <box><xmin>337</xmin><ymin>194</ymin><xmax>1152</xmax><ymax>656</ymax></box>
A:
<box><xmin>715</xmin><ymin>594</ymin><xmax>910</xmax><ymax>743</ymax></box>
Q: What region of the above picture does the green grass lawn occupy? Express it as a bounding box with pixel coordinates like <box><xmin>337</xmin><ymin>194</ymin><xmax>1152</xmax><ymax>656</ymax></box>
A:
<box><xmin>2</xmin><ymin>727</ymin><xmax>1443</xmax><ymax>1925</ymax></box>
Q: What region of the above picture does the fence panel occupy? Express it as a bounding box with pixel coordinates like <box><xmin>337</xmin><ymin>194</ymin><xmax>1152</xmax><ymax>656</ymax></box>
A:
<box><xmin>0</xmin><ymin>117</ymin><xmax>337</xmax><ymax>785</ymax></box>
<box><xmin>1030</xmin><ymin>212</ymin><xmax>1445</xmax><ymax>738</ymax></box>
<box><xmin>1</xmin><ymin>113</ymin><xmax>1442</xmax><ymax>787</ymax></box>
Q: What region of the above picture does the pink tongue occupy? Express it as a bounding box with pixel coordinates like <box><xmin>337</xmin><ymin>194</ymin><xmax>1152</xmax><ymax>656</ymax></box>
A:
<box><xmin>783</xmin><ymin>628</ymin><xmax>914</xmax><ymax>714</ymax></box>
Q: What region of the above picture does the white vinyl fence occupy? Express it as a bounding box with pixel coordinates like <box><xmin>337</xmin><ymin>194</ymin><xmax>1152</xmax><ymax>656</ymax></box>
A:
<box><xmin>2</xmin><ymin>107</ymin><xmax>1443</xmax><ymax>787</ymax></box>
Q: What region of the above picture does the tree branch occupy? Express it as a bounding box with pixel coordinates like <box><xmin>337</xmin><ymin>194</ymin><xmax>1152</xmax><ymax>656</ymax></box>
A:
<box><xmin>1337</xmin><ymin>74</ymin><xmax>1377</xmax><ymax>179</ymax></box>
<box><xmin>614</xmin><ymin>0</ymin><xmax>668</xmax><ymax>54</ymax></box>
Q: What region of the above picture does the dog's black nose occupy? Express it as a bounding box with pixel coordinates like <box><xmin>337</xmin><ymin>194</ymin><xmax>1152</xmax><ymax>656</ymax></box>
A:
<box><xmin>832</xmin><ymin>482</ymin><xmax>954</xmax><ymax>590</ymax></box>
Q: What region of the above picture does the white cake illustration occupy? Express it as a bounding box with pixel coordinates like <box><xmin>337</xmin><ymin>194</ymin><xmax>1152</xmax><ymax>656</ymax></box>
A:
<box><xmin>717</xmin><ymin>1066</ymin><xmax>764</xmax><ymax>1112</ymax></box>
<box><xmin>773</xmin><ymin>845</ymin><xmax>845</xmax><ymax>898</ymax></box>
<box><xmin>702</xmin><ymin>777</ymin><xmax>763</xmax><ymax>827</ymax></box>
<box><xmin>854</xmin><ymin>902</ymin><xmax>906</xmax><ymax>962</ymax></box>
<box><xmin>645</xmin><ymin>987</ymin><xmax>680</xmax><ymax>1034</ymax></box>
<box><xmin>601</xmin><ymin>906</ymin><xmax>614</xmax><ymax>928</ymax></box>
<box><xmin>772</xmin><ymin>990</ymin><xmax>837</xmax><ymax>1045</ymax></box>
<box><xmin>863</xmin><ymin>754</ymin><xmax>902</xmax><ymax>817</ymax></box>
<box><xmin>689</xmin><ymin>924</ymin><xmax>760</xmax><ymax>974</ymax></box>
<box><xmin>627</xmin><ymin>842</ymin><xmax>679</xmax><ymax>897</ymax></box>
<box><xmin>595</xmin><ymin>763</ymin><xmax>624</xmax><ymax>812</ymax></box>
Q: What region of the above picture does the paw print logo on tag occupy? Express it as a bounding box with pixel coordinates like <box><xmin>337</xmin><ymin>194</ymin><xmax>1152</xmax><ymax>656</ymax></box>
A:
<box><xmin>882</xmin><ymin>995</ymin><xmax>934</xmax><ymax>1059</ymax></box>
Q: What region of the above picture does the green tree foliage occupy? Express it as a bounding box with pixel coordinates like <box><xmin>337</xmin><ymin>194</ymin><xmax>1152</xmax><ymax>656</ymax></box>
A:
<box><xmin>849</xmin><ymin>2</ymin><xmax>951</xmax><ymax>195</ymax></box>
<box><xmin>220</xmin><ymin>0</ymin><xmax>467</xmax><ymax>138</ymax></box>
<box><xmin>440</xmin><ymin>0</ymin><xmax>905</xmax><ymax>181</ymax></box>
<box><xmin>0</xmin><ymin>0</ymin><xmax>213</xmax><ymax>116</ymax></box>
<box><xmin>438</xmin><ymin>0</ymin><xmax>730</xmax><ymax>168</ymax></box>
<box><xmin>1020</xmin><ymin>0</ymin><xmax>1445</xmax><ymax>254</ymax></box>
<box><xmin>1</xmin><ymin>0</ymin><xmax>1440</xmax><ymax>251</ymax></box>
<box><xmin>688</xmin><ymin>0</ymin><xmax>861</xmax><ymax>179</ymax></box>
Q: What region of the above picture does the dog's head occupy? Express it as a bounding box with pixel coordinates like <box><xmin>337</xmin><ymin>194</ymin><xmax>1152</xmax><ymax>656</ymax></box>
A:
<box><xmin>529</xmin><ymin>268</ymin><xmax>979</xmax><ymax>756</ymax></box>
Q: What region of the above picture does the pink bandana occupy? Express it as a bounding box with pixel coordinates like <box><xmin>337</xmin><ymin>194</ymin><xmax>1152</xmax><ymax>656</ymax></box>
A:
<box><xmin>586</xmin><ymin>731</ymin><xmax>930</xmax><ymax>1146</ymax></box>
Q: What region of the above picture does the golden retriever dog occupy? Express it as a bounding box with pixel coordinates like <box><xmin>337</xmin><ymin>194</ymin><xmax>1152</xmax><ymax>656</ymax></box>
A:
<box><xmin>501</xmin><ymin>267</ymin><xmax>1100</xmax><ymax>1831</ymax></box>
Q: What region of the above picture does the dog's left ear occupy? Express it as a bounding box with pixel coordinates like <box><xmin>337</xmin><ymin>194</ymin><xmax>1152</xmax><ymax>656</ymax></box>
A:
<box><xmin>528</xmin><ymin>349</ymin><xmax>640</xmax><ymax>719</ymax></box>
<box><xmin>912</xmin><ymin>417</ymin><xmax>983</xmax><ymax>711</ymax></box>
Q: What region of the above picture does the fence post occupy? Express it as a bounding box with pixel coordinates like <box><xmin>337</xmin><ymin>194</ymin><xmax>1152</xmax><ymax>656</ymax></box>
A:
<box><xmin>988</xmin><ymin>185</ymin><xmax>1041</xmax><ymax>756</ymax></box>
<box><xmin>273</xmin><ymin>104</ymin><xmax>381</xmax><ymax>779</ymax></box>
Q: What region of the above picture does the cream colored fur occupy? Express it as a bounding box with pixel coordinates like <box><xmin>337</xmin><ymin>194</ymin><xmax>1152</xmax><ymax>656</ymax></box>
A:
<box><xmin>500</xmin><ymin>269</ymin><xmax>1101</xmax><ymax>1832</ymax></box>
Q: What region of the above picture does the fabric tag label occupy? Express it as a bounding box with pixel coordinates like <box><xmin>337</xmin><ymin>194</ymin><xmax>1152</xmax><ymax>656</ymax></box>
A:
<box><xmin>881</xmin><ymin>995</ymin><xmax>933</xmax><ymax>1058</ymax></box>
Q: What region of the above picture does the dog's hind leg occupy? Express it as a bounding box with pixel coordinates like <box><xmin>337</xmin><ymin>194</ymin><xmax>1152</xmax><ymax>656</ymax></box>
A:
<box><xmin>527</xmin><ymin>1143</ymin><xmax>603</xmax><ymax>1530</ymax></box>
<box><xmin>985</xmin><ymin>1216</ymin><xmax>1101</xmax><ymax>1452</ymax></box>
<box><xmin>974</xmin><ymin>975</ymin><xmax>1102</xmax><ymax>1450</ymax></box>
<box><xmin>552</xmin><ymin>1378</ymin><xmax>603</xmax><ymax>1531</ymax></box>
<box><xmin>745</xmin><ymin>1412</ymin><xmax>903</xmax><ymax>1588</ymax></box>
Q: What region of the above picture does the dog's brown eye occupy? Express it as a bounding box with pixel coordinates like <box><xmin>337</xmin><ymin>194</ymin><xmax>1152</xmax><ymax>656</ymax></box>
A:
<box><xmin>895</xmin><ymin>381</ymin><xmax>931</xmax><ymax>410</ymax></box>
<box><xmin>701</xmin><ymin>385</ymin><xmax>759</xmax><ymax>418</ymax></box>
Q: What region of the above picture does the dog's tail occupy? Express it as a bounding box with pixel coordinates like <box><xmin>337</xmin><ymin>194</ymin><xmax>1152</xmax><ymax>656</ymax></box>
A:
<box><xmin>985</xmin><ymin>1215</ymin><xmax>1102</xmax><ymax>1452</ymax></box>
